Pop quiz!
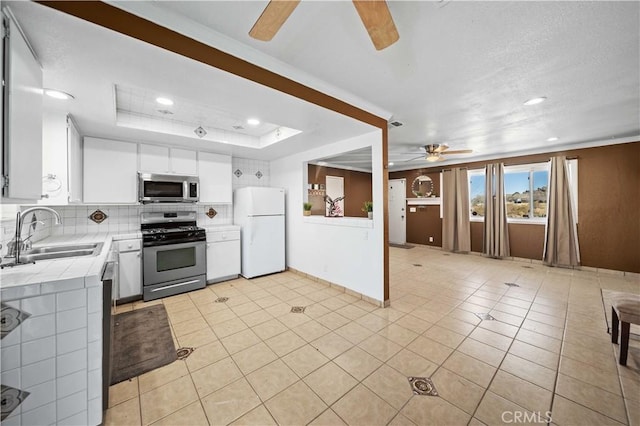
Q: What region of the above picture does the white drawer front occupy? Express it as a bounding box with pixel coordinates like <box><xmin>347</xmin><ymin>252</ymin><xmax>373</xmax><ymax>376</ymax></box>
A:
<box><xmin>117</xmin><ymin>239</ymin><xmax>141</xmax><ymax>252</ymax></box>
<box><xmin>207</xmin><ymin>230</ymin><xmax>240</xmax><ymax>243</ymax></box>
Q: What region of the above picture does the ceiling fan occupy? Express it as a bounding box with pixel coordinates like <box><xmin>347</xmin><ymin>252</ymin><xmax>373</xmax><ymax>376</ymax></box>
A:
<box><xmin>249</xmin><ymin>0</ymin><xmax>399</xmax><ymax>51</ymax></box>
<box><xmin>406</xmin><ymin>144</ymin><xmax>474</xmax><ymax>162</ymax></box>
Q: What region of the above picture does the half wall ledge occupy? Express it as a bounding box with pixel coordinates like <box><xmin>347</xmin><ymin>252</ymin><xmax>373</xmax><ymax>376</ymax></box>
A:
<box><xmin>302</xmin><ymin>216</ymin><xmax>374</xmax><ymax>228</ymax></box>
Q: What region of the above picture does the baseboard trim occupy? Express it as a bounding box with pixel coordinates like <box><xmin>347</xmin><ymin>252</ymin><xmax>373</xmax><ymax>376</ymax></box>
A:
<box><xmin>287</xmin><ymin>267</ymin><xmax>385</xmax><ymax>308</ymax></box>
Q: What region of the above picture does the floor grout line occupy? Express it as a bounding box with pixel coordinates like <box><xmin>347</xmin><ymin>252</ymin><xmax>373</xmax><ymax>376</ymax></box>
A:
<box><xmin>105</xmin><ymin>256</ymin><xmax>639</xmax><ymax>426</ymax></box>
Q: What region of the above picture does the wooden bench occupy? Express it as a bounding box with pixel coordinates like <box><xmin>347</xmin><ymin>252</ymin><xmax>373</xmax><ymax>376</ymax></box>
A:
<box><xmin>611</xmin><ymin>292</ymin><xmax>640</xmax><ymax>365</ymax></box>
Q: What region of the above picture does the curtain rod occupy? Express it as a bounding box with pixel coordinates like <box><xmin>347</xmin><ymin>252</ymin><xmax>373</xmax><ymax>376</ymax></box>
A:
<box><xmin>441</xmin><ymin>167</ymin><xmax>468</xmax><ymax>172</ymax></box>
<box><xmin>438</xmin><ymin>156</ymin><xmax>578</xmax><ymax>172</ymax></box>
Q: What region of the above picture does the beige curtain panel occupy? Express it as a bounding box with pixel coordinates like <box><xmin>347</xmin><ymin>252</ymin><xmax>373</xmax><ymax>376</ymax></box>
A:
<box><xmin>484</xmin><ymin>163</ymin><xmax>510</xmax><ymax>258</ymax></box>
<box><xmin>442</xmin><ymin>168</ymin><xmax>471</xmax><ymax>253</ymax></box>
<box><xmin>544</xmin><ymin>156</ymin><xmax>581</xmax><ymax>267</ymax></box>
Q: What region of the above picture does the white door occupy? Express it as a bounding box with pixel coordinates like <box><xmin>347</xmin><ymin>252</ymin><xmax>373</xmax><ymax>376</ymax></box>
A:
<box><xmin>389</xmin><ymin>179</ymin><xmax>407</xmax><ymax>245</ymax></box>
<box><xmin>325</xmin><ymin>176</ymin><xmax>345</xmax><ymax>216</ymax></box>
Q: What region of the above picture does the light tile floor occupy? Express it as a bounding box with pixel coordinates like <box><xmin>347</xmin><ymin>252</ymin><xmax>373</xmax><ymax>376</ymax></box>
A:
<box><xmin>106</xmin><ymin>246</ymin><xmax>640</xmax><ymax>425</ymax></box>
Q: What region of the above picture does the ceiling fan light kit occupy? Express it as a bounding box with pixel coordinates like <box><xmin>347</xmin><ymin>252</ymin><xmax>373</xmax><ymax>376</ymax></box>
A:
<box><xmin>404</xmin><ymin>144</ymin><xmax>473</xmax><ymax>163</ymax></box>
<box><xmin>250</xmin><ymin>0</ymin><xmax>399</xmax><ymax>50</ymax></box>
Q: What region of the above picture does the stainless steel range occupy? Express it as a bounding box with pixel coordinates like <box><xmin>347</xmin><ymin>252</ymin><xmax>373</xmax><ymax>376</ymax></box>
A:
<box><xmin>141</xmin><ymin>211</ymin><xmax>206</xmax><ymax>301</ymax></box>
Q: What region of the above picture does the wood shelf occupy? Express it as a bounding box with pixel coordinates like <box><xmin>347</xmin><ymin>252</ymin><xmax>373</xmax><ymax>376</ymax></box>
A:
<box><xmin>407</xmin><ymin>197</ymin><xmax>441</xmax><ymax>205</ymax></box>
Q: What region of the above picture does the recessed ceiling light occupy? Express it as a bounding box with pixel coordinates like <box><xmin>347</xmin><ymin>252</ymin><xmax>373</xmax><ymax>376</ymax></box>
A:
<box><xmin>247</xmin><ymin>118</ymin><xmax>260</xmax><ymax>126</ymax></box>
<box><xmin>547</xmin><ymin>137</ymin><xmax>559</xmax><ymax>142</ymax></box>
<box><xmin>156</xmin><ymin>97</ymin><xmax>173</xmax><ymax>106</ymax></box>
<box><xmin>44</xmin><ymin>89</ymin><xmax>74</xmax><ymax>100</ymax></box>
<box><xmin>523</xmin><ymin>97</ymin><xmax>547</xmax><ymax>106</ymax></box>
<box><xmin>317</xmin><ymin>161</ymin><xmax>327</xmax><ymax>166</ymax></box>
<box><xmin>388</xmin><ymin>162</ymin><xmax>394</xmax><ymax>166</ymax></box>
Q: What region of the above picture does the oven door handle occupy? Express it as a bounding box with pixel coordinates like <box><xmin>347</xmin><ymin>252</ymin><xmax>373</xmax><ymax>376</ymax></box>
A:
<box><xmin>150</xmin><ymin>279</ymin><xmax>201</xmax><ymax>292</ymax></box>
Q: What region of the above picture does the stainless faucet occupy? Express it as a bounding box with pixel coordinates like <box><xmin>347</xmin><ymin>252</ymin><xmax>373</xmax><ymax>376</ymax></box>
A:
<box><xmin>3</xmin><ymin>207</ymin><xmax>62</xmax><ymax>268</ymax></box>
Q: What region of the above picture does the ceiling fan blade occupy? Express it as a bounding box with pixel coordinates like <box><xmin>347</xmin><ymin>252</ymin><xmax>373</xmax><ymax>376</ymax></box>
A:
<box><xmin>249</xmin><ymin>0</ymin><xmax>301</xmax><ymax>41</ymax></box>
<box><xmin>404</xmin><ymin>155</ymin><xmax>425</xmax><ymax>162</ymax></box>
<box><xmin>352</xmin><ymin>0</ymin><xmax>399</xmax><ymax>51</ymax></box>
<box><xmin>442</xmin><ymin>149</ymin><xmax>473</xmax><ymax>155</ymax></box>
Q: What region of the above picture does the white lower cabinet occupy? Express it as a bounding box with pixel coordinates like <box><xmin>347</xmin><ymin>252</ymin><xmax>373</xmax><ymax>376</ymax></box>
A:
<box><xmin>206</xmin><ymin>228</ymin><xmax>240</xmax><ymax>283</ymax></box>
<box><xmin>117</xmin><ymin>239</ymin><xmax>142</xmax><ymax>301</ymax></box>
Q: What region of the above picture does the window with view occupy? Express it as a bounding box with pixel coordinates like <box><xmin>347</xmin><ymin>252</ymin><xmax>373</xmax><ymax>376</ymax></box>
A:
<box><xmin>468</xmin><ymin>161</ymin><xmax>577</xmax><ymax>222</ymax></box>
<box><xmin>469</xmin><ymin>170</ymin><xmax>485</xmax><ymax>217</ymax></box>
<box><xmin>503</xmin><ymin>164</ymin><xmax>549</xmax><ymax>219</ymax></box>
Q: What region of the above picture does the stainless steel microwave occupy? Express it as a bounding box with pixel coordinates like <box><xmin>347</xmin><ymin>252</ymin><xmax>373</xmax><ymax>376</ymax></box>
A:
<box><xmin>138</xmin><ymin>172</ymin><xmax>199</xmax><ymax>203</ymax></box>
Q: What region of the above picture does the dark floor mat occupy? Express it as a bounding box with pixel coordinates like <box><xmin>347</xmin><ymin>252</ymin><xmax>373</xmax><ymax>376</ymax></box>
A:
<box><xmin>110</xmin><ymin>304</ymin><xmax>177</xmax><ymax>385</ymax></box>
<box><xmin>389</xmin><ymin>243</ymin><xmax>414</xmax><ymax>249</ymax></box>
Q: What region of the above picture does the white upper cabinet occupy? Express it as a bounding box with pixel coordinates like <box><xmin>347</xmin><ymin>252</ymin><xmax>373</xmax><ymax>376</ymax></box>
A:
<box><xmin>139</xmin><ymin>144</ymin><xmax>169</xmax><ymax>173</ymax></box>
<box><xmin>171</xmin><ymin>148</ymin><xmax>197</xmax><ymax>175</ymax></box>
<box><xmin>67</xmin><ymin>116</ymin><xmax>82</xmax><ymax>203</ymax></box>
<box><xmin>83</xmin><ymin>137</ymin><xmax>137</xmax><ymax>203</ymax></box>
<box><xmin>40</xmin><ymin>111</ymin><xmax>68</xmax><ymax>205</ymax></box>
<box><xmin>198</xmin><ymin>152</ymin><xmax>232</xmax><ymax>203</ymax></box>
<box><xmin>39</xmin><ymin>113</ymin><xmax>82</xmax><ymax>205</ymax></box>
<box><xmin>139</xmin><ymin>144</ymin><xmax>197</xmax><ymax>175</ymax></box>
<box><xmin>1</xmin><ymin>11</ymin><xmax>43</xmax><ymax>201</ymax></box>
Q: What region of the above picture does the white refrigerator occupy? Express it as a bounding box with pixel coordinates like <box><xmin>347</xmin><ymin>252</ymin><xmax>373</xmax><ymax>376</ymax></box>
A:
<box><xmin>234</xmin><ymin>187</ymin><xmax>285</xmax><ymax>278</ymax></box>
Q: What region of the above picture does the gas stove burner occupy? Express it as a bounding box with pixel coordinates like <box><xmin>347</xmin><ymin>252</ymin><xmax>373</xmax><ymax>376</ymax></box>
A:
<box><xmin>140</xmin><ymin>211</ymin><xmax>206</xmax><ymax>247</ymax></box>
<box><xmin>142</xmin><ymin>225</ymin><xmax>204</xmax><ymax>234</ymax></box>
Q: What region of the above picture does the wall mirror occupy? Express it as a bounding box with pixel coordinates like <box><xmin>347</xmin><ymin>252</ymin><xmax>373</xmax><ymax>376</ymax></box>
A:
<box><xmin>411</xmin><ymin>175</ymin><xmax>433</xmax><ymax>197</ymax></box>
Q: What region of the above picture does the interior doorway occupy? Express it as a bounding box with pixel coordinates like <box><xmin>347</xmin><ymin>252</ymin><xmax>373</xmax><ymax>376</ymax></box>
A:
<box><xmin>389</xmin><ymin>178</ymin><xmax>406</xmax><ymax>244</ymax></box>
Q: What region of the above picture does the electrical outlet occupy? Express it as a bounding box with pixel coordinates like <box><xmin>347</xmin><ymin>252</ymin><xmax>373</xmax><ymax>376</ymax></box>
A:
<box><xmin>428</xmin><ymin>236</ymin><xmax>434</xmax><ymax>243</ymax></box>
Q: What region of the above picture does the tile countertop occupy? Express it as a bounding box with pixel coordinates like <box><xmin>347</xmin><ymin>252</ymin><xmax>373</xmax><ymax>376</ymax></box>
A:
<box><xmin>0</xmin><ymin>232</ymin><xmax>140</xmax><ymax>299</ymax></box>
<box><xmin>0</xmin><ymin>225</ymin><xmax>239</xmax><ymax>298</ymax></box>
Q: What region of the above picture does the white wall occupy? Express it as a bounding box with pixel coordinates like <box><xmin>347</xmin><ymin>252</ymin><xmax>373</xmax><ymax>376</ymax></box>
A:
<box><xmin>270</xmin><ymin>130</ymin><xmax>385</xmax><ymax>302</ymax></box>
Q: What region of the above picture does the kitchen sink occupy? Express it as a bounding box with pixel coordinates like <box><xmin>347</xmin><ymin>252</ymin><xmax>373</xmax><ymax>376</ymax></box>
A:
<box><xmin>19</xmin><ymin>242</ymin><xmax>104</xmax><ymax>262</ymax></box>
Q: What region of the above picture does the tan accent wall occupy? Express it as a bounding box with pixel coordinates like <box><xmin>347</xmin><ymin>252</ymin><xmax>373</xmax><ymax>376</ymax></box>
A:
<box><xmin>508</xmin><ymin>224</ymin><xmax>546</xmax><ymax>260</ymax></box>
<box><xmin>308</xmin><ymin>165</ymin><xmax>372</xmax><ymax>218</ymax></box>
<box><xmin>392</xmin><ymin>142</ymin><xmax>640</xmax><ymax>272</ymax></box>
<box><xmin>470</xmin><ymin>222</ymin><xmax>483</xmax><ymax>253</ymax></box>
